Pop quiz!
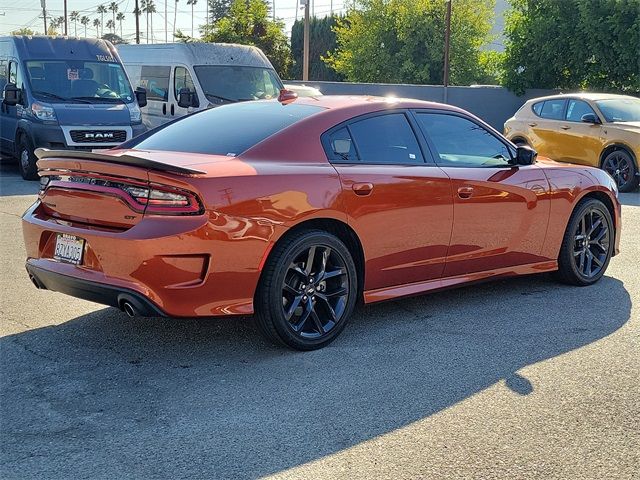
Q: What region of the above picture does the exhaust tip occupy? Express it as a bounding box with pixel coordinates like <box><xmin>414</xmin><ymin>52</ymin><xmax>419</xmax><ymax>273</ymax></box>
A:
<box><xmin>121</xmin><ymin>301</ymin><xmax>136</xmax><ymax>318</ymax></box>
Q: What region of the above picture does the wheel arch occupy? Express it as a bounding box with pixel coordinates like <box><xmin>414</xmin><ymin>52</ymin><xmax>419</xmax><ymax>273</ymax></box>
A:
<box><xmin>260</xmin><ymin>217</ymin><xmax>366</xmax><ymax>299</ymax></box>
<box><xmin>599</xmin><ymin>142</ymin><xmax>637</xmax><ymax>169</ymax></box>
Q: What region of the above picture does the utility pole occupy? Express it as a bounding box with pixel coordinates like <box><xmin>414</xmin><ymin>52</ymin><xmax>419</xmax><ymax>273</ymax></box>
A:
<box><xmin>41</xmin><ymin>0</ymin><xmax>47</xmax><ymax>34</ymax></box>
<box><xmin>443</xmin><ymin>0</ymin><xmax>451</xmax><ymax>103</ymax></box>
<box><xmin>302</xmin><ymin>0</ymin><xmax>309</xmax><ymax>81</ymax></box>
<box><xmin>165</xmin><ymin>0</ymin><xmax>167</xmax><ymax>42</ymax></box>
<box><xmin>272</xmin><ymin>1</ymin><xmax>275</xmax><ymax>21</ymax></box>
<box><xmin>63</xmin><ymin>0</ymin><xmax>68</xmax><ymax>35</ymax></box>
<box><xmin>135</xmin><ymin>0</ymin><xmax>140</xmax><ymax>43</ymax></box>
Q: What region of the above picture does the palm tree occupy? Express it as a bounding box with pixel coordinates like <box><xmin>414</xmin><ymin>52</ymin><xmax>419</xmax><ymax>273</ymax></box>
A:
<box><xmin>80</xmin><ymin>16</ymin><xmax>90</xmax><ymax>37</ymax></box>
<box><xmin>106</xmin><ymin>19</ymin><xmax>116</xmax><ymax>34</ymax></box>
<box><xmin>145</xmin><ymin>1</ymin><xmax>157</xmax><ymax>44</ymax></box>
<box><xmin>109</xmin><ymin>2</ymin><xmax>119</xmax><ymax>30</ymax></box>
<box><xmin>70</xmin><ymin>11</ymin><xmax>80</xmax><ymax>36</ymax></box>
<box><xmin>96</xmin><ymin>5</ymin><xmax>107</xmax><ymax>37</ymax></box>
<box><xmin>173</xmin><ymin>0</ymin><xmax>179</xmax><ymax>39</ymax></box>
<box><xmin>116</xmin><ymin>12</ymin><xmax>125</xmax><ymax>38</ymax></box>
<box><xmin>141</xmin><ymin>0</ymin><xmax>149</xmax><ymax>43</ymax></box>
<box><xmin>93</xmin><ymin>18</ymin><xmax>101</xmax><ymax>38</ymax></box>
<box><xmin>186</xmin><ymin>0</ymin><xmax>197</xmax><ymax>38</ymax></box>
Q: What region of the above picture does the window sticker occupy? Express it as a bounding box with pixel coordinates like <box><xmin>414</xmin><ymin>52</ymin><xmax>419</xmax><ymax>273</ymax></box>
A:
<box><xmin>67</xmin><ymin>68</ymin><xmax>79</xmax><ymax>80</ymax></box>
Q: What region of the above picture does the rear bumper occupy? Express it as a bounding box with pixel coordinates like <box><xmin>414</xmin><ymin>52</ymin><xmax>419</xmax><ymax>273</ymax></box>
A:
<box><xmin>26</xmin><ymin>263</ymin><xmax>166</xmax><ymax>317</ymax></box>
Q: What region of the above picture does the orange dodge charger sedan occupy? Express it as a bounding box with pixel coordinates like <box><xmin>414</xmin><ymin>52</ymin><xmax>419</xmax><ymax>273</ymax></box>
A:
<box><xmin>23</xmin><ymin>96</ymin><xmax>622</xmax><ymax>350</ymax></box>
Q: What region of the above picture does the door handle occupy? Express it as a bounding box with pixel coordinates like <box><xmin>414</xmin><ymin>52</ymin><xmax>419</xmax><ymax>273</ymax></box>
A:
<box><xmin>528</xmin><ymin>122</ymin><xmax>537</xmax><ymax>127</ymax></box>
<box><xmin>162</xmin><ymin>103</ymin><xmax>167</xmax><ymax>115</ymax></box>
<box><xmin>170</xmin><ymin>104</ymin><xmax>175</xmax><ymax>116</ymax></box>
<box><xmin>457</xmin><ymin>186</ymin><xmax>474</xmax><ymax>199</ymax></box>
<box><xmin>352</xmin><ymin>182</ymin><xmax>374</xmax><ymax>196</ymax></box>
<box><xmin>560</xmin><ymin>125</ymin><xmax>570</xmax><ymax>130</ymax></box>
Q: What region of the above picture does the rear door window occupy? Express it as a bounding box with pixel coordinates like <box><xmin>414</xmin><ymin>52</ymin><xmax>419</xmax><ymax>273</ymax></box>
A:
<box><xmin>346</xmin><ymin>113</ymin><xmax>424</xmax><ymax>165</ymax></box>
<box><xmin>140</xmin><ymin>65</ymin><xmax>170</xmax><ymax>101</ymax></box>
<box><xmin>539</xmin><ymin>99</ymin><xmax>567</xmax><ymax>120</ymax></box>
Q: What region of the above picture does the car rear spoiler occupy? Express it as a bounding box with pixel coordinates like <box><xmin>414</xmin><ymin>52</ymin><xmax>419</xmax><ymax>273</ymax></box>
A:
<box><xmin>35</xmin><ymin>148</ymin><xmax>206</xmax><ymax>175</ymax></box>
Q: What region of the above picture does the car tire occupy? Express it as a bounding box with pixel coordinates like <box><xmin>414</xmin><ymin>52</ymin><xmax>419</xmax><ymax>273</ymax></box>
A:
<box><xmin>255</xmin><ymin>229</ymin><xmax>358</xmax><ymax>350</ymax></box>
<box><xmin>602</xmin><ymin>149</ymin><xmax>639</xmax><ymax>192</ymax></box>
<box><xmin>555</xmin><ymin>198</ymin><xmax>614</xmax><ymax>286</ymax></box>
<box><xmin>17</xmin><ymin>135</ymin><xmax>39</xmax><ymax>181</ymax></box>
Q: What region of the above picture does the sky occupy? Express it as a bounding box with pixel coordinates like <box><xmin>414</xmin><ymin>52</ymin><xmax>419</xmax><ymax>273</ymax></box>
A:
<box><xmin>0</xmin><ymin>0</ymin><xmax>349</xmax><ymax>40</ymax></box>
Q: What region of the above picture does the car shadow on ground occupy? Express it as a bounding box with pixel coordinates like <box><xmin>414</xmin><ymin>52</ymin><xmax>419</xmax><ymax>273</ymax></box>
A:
<box><xmin>0</xmin><ymin>273</ymin><xmax>632</xmax><ymax>478</ymax></box>
<box><xmin>0</xmin><ymin>162</ymin><xmax>39</xmax><ymax>197</ymax></box>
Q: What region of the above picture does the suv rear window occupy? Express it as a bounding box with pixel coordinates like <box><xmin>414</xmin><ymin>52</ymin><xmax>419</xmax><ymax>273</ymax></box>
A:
<box><xmin>131</xmin><ymin>101</ymin><xmax>324</xmax><ymax>156</ymax></box>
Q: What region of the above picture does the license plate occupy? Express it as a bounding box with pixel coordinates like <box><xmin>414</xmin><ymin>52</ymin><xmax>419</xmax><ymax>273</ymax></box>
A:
<box><xmin>54</xmin><ymin>234</ymin><xmax>85</xmax><ymax>265</ymax></box>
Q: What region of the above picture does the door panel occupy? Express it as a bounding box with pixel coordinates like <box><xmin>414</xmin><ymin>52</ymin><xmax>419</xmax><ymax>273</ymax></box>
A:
<box><xmin>441</xmin><ymin>165</ymin><xmax>551</xmax><ymax>277</ymax></box>
<box><xmin>335</xmin><ymin>164</ymin><xmax>454</xmax><ymax>290</ymax></box>
<box><xmin>552</xmin><ymin>99</ymin><xmax>603</xmax><ymax>167</ymax></box>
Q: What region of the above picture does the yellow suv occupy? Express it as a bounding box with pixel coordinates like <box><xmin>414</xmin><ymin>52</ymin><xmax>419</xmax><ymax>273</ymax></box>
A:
<box><xmin>504</xmin><ymin>93</ymin><xmax>640</xmax><ymax>192</ymax></box>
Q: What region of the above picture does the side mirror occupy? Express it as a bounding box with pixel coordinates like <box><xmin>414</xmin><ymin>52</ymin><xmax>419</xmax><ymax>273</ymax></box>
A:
<box><xmin>515</xmin><ymin>145</ymin><xmax>537</xmax><ymax>166</ymax></box>
<box><xmin>135</xmin><ymin>87</ymin><xmax>147</xmax><ymax>108</ymax></box>
<box><xmin>278</xmin><ymin>88</ymin><xmax>298</xmax><ymax>104</ymax></box>
<box><xmin>177</xmin><ymin>87</ymin><xmax>192</xmax><ymax>108</ymax></box>
<box><xmin>3</xmin><ymin>83</ymin><xmax>20</xmax><ymax>106</ymax></box>
<box><xmin>581</xmin><ymin>113</ymin><xmax>601</xmax><ymax>124</ymax></box>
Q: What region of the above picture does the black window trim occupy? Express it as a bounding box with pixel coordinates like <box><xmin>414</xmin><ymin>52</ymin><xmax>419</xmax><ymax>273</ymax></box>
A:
<box><xmin>410</xmin><ymin>108</ymin><xmax>518</xmax><ymax>169</ymax></box>
<box><xmin>321</xmin><ymin>109</ymin><xmax>436</xmax><ymax>166</ymax></box>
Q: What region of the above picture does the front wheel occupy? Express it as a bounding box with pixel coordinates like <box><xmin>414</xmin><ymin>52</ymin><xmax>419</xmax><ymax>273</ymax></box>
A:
<box><xmin>255</xmin><ymin>230</ymin><xmax>358</xmax><ymax>350</ymax></box>
<box><xmin>17</xmin><ymin>135</ymin><xmax>39</xmax><ymax>181</ymax></box>
<box><xmin>555</xmin><ymin>198</ymin><xmax>614</xmax><ymax>286</ymax></box>
<box><xmin>602</xmin><ymin>149</ymin><xmax>639</xmax><ymax>192</ymax></box>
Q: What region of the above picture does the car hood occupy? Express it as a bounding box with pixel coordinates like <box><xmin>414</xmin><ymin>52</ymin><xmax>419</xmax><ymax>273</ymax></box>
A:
<box><xmin>607</xmin><ymin>121</ymin><xmax>640</xmax><ymax>134</ymax></box>
<box><xmin>52</xmin><ymin>102</ymin><xmax>132</xmax><ymax>126</ymax></box>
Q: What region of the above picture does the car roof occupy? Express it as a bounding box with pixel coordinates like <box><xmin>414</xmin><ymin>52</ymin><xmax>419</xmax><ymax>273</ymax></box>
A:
<box><xmin>290</xmin><ymin>95</ymin><xmax>462</xmax><ymax>113</ymax></box>
<box><xmin>526</xmin><ymin>92</ymin><xmax>638</xmax><ymax>103</ymax></box>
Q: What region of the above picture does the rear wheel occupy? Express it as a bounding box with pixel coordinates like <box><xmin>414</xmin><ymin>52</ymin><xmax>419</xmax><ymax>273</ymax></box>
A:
<box><xmin>255</xmin><ymin>230</ymin><xmax>358</xmax><ymax>350</ymax></box>
<box><xmin>17</xmin><ymin>135</ymin><xmax>38</xmax><ymax>181</ymax></box>
<box><xmin>602</xmin><ymin>149</ymin><xmax>639</xmax><ymax>192</ymax></box>
<box><xmin>555</xmin><ymin>198</ymin><xmax>614</xmax><ymax>286</ymax></box>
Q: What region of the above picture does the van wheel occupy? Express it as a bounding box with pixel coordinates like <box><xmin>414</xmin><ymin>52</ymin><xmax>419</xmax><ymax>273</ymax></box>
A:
<box><xmin>18</xmin><ymin>135</ymin><xmax>38</xmax><ymax>181</ymax></box>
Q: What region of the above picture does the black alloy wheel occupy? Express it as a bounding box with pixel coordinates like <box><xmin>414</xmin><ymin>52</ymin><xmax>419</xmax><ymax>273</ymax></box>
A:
<box><xmin>556</xmin><ymin>198</ymin><xmax>614</xmax><ymax>286</ymax></box>
<box><xmin>602</xmin><ymin>149</ymin><xmax>639</xmax><ymax>192</ymax></box>
<box><xmin>256</xmin><ymin>230</ymin><xmax>358</xmax><ymax>350</ymax></box>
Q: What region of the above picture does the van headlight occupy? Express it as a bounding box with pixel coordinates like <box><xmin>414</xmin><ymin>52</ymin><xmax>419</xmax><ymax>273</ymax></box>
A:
<box><xmin>127</xmin><ymin>103</ymin><xmax>142</xmax><ymax>124</ymax></box>
<box><xmin>31</xmin><ymin>102</ymin><xmax>57</xmax><ymax>122</ymax></box>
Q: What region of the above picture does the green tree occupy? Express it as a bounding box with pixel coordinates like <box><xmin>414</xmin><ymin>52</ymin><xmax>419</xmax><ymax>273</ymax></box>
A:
<box><xmin>503</xmin><ymin>0</ymin><xmax>640</xmax><ymax>94</ymax></box>
<box><xmin>11</xmin><ymin>28</ymin><xmax>37</xmax><ymax>35</ymax></box>
<box><xmin>201</xmin><ymin>0</ymin><xmax>291</xmax><ymax>77</ymax></box>
<box><xmin>208</xmin><ymin>0</ymin><xmax>232</xmax><ymax>23</ymax></box>
<box><xmin>325</xmin><ymin>0</ymin><xmax>495</xmax><ymax>85</ymax></box>
<box><xmin>291</xmin><ymin>15</ymin><xmax>343</xmax><ymax>81</ymax></box>
<box><xmin>80</xmin><ymin>16</ymin><xmax>90</xmax><ymax>37</ymax></box>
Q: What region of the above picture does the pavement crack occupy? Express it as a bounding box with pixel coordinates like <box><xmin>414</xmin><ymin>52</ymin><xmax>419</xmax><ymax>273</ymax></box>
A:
<box><xmin>7</xmin><ymin>338</ymin><xmax>58</xmax><ymax>363</ymax></box>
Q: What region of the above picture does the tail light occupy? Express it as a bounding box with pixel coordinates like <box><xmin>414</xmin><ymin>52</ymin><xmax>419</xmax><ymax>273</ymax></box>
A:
<box><xmin>40</xmin><ymin>173</ymin><xmax>204</xmax><ymax>216</ymax></box>
<box><xmin>122</xmin><ymin>184</ymin><xmax>203</xmax><ymax>215</ymax></box>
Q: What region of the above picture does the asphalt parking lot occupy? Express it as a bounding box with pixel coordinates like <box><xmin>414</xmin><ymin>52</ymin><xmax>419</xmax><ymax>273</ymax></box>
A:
<box><xmin>1</xmin><ymin>162</ymin><xmax>638</xmax><ymax>479</ymax></box>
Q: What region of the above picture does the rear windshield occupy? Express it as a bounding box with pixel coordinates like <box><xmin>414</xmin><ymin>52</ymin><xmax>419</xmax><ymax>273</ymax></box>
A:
<box><xmin>131</xmin><ymin>101</ymin><xmax>325</xmax><ymax>156</ymax></box>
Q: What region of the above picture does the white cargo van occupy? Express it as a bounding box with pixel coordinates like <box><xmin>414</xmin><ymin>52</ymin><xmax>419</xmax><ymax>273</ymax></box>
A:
<box><xmin>117</xmin><ymin>43</ymin><xmax>284</xmax><ymax>129</ymax></box>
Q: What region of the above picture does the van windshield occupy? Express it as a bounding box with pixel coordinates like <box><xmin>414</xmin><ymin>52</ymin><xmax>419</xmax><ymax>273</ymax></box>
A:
<box><xmin>25</xmin><ymin>60</ymin><xmax>134</xmax><ymax>103</ymax></box>
<box><xmin>193</xmin><ymin>65</ymin><xmax>283</xmax><ymax>104</ymax></box>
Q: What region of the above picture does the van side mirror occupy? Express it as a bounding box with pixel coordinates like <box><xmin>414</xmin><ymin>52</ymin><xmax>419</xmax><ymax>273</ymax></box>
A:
<box><xmin>177</xmin><ymin>87</ymin><xmax>193</xmax><ymax>108</ymax></box>
<box><xmin>135</xmin><ymin>87</ymin><xmax>147</xmax><ymax>108</ymax></box>
<box><xmin>581</xmin><ymin>113</ymin><xmax>601</xmax><ymax>124</ymax></box>
<box><xmin>3</xmin><ymin>83</ymin><xmax>20</xmax><ymax>106</ymax></box>
<box><xmin>515</xmin><ymin>145</ymin><xmax>537</xmax><ymax>166</ymax></box>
